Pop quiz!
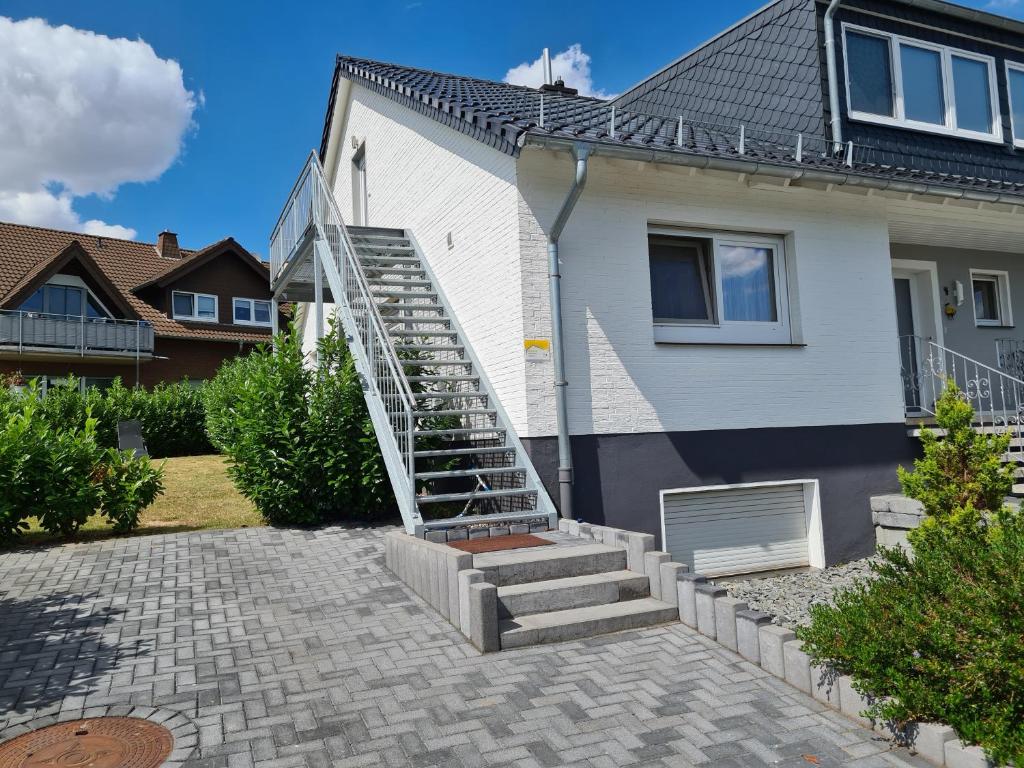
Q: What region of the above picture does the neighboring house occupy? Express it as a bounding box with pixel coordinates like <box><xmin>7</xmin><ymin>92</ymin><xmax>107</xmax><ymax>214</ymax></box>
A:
<box><xmin>0</xmin><ymin>222</ymin><xmax>281</xmax><ymax>390</ymax></box>
<box><xmin>272</xmin><ymin>0</ymin><xmax>1024</xmax><ymax>574</ymax></box>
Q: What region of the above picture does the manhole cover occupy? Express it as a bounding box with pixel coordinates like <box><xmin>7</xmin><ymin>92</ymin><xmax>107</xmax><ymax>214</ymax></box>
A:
<box><xmin>0</xmin><ymin>717</ymin><xmax>173</xmax><ymax>768</ymax></box>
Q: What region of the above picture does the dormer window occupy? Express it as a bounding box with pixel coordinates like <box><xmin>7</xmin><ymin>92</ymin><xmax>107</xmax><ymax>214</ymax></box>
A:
<box><xmin>172</xmin><ymin>291</ymin><xmax>218</xmax><ymax>322</ymax></box>
<box><xmin>1007</xmin><ymin>63</ymin><xmax>1024</xmax><ymax>147</ymax></box>
<box><xmin>843</xmin><ymin>25</ymin><xmax>1000</xmax><ymax>143</ymax></box>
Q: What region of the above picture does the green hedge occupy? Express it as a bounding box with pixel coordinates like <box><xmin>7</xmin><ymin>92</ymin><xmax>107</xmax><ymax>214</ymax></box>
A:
<box><xmin>2</xmin><ymin>377</ymin><xmax>212</xmax><ymax>458</ymax></box>
<box><xmin>203</xmin><ymin>322</ymin><xmax>394</xmax><ymax>526</ymax></box>
<box><xmin>798</xmin><ymin>386</ymin><xmax>1024</xmax><ymax>765</ymax></box>
<box><xmin>0</xmin><ymin>387</ymin><xmax>164</xmax><ymax>543</ymax></box>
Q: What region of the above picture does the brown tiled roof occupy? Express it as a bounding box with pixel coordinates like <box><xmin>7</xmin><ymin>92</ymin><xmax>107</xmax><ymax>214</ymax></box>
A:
<box><xmin>0</xmin><ymin>221</ymin><xmax>272</xmax><ymax>343</ymax></box>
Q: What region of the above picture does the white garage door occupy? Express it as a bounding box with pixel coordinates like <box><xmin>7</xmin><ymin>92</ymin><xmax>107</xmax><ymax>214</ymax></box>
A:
<box><xmin>662</xmin><ymin>483</ymin><xmax>810</xmax><ymax>577</ymax></box>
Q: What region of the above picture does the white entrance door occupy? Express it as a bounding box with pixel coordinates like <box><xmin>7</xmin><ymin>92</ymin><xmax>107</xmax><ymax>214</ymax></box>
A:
<box><xmin>891</xmin><ymin>260</ymin><xmax>942</xmax><ymax>414</ymax></box>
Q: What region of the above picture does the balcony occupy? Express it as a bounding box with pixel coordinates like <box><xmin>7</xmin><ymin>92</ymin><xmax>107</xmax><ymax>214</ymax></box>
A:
<box><xmin>0</xmin><ymin>310</ymin><xmax>155</xmax><ymax>361</ymax></box>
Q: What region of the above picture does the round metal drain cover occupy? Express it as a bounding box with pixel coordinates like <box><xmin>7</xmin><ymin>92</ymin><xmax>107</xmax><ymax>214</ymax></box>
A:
<box><xmin>0</xmin><ymin>717</ymin><xmax>173</xmax><ymax>768</ymax></box>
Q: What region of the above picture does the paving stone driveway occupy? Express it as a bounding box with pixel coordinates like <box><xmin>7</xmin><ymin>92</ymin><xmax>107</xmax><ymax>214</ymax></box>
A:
<box><xmin>0</xmin><ymin>525</ymin><xmax>928</xmax><ymax>768</ymax></box>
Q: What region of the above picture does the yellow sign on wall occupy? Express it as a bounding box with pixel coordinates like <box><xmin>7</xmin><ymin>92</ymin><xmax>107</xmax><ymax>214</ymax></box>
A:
<box><xmin>524</xmin><ymin>338</ymin><xmax>550</xmax><ymax>362</ymax></box>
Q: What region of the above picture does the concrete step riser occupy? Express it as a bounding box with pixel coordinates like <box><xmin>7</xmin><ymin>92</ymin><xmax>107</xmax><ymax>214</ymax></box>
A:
<box><xmin>497</xmin><ymin>573</ymin><xmax>650</xmax><ymax>619</ymax></box>
<box><xmin>479</xmin><ymin>550</ymin><xmax>627</xmax><ymax>587</ymax></box>
<box><xmin>499</xmin><ymin>599</ymin><xmax>678</xmax><ymax>649</ymax></box>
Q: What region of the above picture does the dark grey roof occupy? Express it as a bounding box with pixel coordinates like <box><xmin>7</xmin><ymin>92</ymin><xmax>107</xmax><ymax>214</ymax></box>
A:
<box><xmin>612</xmin><ymin>0</ymin><xmax>825</xmax><ymax>138</ymax></box>
<box><xmin>323</xmin><ymin>54</ymin><xmax>1024</xmax><ymax>202</ymax></box>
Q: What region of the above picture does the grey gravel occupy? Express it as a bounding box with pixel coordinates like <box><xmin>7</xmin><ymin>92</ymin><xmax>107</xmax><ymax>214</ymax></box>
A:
<box><xmin>719</xmin><ymin>558</ymin><xmax>879</xmax><ymax>628</ymax></box>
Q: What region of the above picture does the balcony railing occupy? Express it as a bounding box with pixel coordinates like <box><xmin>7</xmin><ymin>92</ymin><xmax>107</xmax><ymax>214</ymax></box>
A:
<box><xmin>0</xmin><ymin>311</ymin><xmax>154</xmax><ymax>357</ymax></box>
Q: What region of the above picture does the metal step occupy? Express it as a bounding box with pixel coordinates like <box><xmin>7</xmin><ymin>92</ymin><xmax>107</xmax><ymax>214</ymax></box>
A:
<box><xmin>413</xmin><ymin>408</ymin><xmax>494</xmax><ymax>418</ymax></box>
<box><xmin>354</xmin><ymin>244</ymin><xmax>415</xmax><ymax>254</ymax></box>
<box><xmin>414</xmin><ymin>446</ymin><xmax>515</xmax><ymax>458</ymax></box>
<box><xmin>394</xmin><ymin>344</ymin><xmax>464</xmax><ymax>353</ymax></box>
<box><xmin>416</xmin><ymin>466</ymin><xmax>525</xmax><ymax>480</ymax></box>
<box><xmin>367</xmin><ymin>278</ymin><xmax>433</xmax><ymax>287</ymax></box>
<box><xmin>403</xmin><ymin>360</ymin><xmax>473</xmax><ymax>369</ymax></box>
<box><xmin>389</xmin><ymin>329</ymin><xmax>459</xmax><ymax>338</ymax></box>
<box><xmin>378</xmin><ymin>302</ymin><xmax>446</xmax><ymax>312</ymax></box>
<box><xmin>372</xmin><ymin>290</ymin><xmax>438</xmax><ymax>300</ymax></box>
<box><xmin>406</xmin><ymin>375</ymin><xmax>479</xmax><ymax>383</ymax></box>
<box><xmin>358</xmin><ymin>256</ymin><xmax>421</xmax><ymax>266</ymax></box>
<box><xmin>412</xmin><ymin>391</ymin><xmax>486</xmax><ymax>400</ymax></box>
<box><xmin>417</xmin><ymin>488</ymin><xmax>536</xmax><ymax>505</ymax></box>
<box><xmin>415</xmin><ymin>427</ymin><xmax>505</xmax><ymax>438</ymax></box>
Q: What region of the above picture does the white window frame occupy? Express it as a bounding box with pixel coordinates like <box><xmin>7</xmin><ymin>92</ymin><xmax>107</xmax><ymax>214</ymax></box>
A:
<box><xmin>648</xmin><ymin>227</ymin><xmax>792</xmax><ymax>345</ymax></box>
<box><xmin>842</xmin><ymin>23</ymin><xmax>1002</xmax><ymax>144</ymax></box>
<box><xmin>969</xmin><ymin>269</ymin><xmax>1013</xmax><ymax>328</ymax></box>
<box><xmin>232</xmin><ymin>297</ymin><xmax>273</xmax><ymax>327</ymax></box>
<box><xmin>1006</xmin><ymin>61</ymin><xmax>1024</xmax><ymax>148</ymax></box>
<box><xmin>172</xmin><ymin>291</ymin><xmax>219</xmax><ymax>323</ymax></box>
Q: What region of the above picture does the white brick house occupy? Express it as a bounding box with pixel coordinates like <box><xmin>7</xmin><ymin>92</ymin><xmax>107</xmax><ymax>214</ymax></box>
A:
<box><xmin>278</xmin><ymin>0</ymin><xmax>1024</xmax><ymax>574</ymax></box>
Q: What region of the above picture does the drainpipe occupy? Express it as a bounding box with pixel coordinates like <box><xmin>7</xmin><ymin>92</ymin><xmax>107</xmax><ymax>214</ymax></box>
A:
<box><xmin>547</xmin><ymin>142</ymin><xmax>590</xmax><ymax>520</ymax></box>
<box><xmin>824</xmin><ymin>0</ymin><xmax>844</xmax><ymax>147</ymax></box>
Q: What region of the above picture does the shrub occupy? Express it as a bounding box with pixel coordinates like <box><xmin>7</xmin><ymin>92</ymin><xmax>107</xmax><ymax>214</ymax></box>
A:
<box><xmin>799</xmin><ymin>386</ymin><xmax>1024</xmax><ymax>764</ymax></box>
<box><xmin>31</xmin><ymin>377</ymin><xmax>211</xmax><ymax>458</ymax></box>
<box><xmin>0</xmin><ymin>385</ymin><xmax>165</xmax><ymax>543</ymax></box>
<box><xmin>204</xmin><ymin>322</ymin><xmax>395</xmax><ymax>526</ymax></box>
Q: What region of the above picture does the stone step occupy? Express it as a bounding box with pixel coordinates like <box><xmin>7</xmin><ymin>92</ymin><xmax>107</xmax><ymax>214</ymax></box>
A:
<box><xmin>473</xmin><ymin>543</ymin><xmax>627</xmax><ymax>587</ymax></box>
<box><xmin>499</xmin><ymin>598</ymin><xmax>677</xmax><ymax>649</ymax></box>
<box><xmin>496</xmin><ymin>570</ymin><xmax>650</xmax><ymax>619</ymax></box>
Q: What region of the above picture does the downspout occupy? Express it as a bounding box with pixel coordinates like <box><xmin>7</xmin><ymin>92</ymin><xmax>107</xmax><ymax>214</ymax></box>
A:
<box><xmin>824</xmin><ymin>0</ymin><xmax>844</xmax><ymax>147</ymax></box>
<box><xmin>547</xmin><ymin>142</ymin><xmax>590</xmax><ymax>520</ymax></box>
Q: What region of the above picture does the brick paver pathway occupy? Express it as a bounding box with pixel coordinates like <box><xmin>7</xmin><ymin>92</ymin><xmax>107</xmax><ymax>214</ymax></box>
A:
<box><xmin>0</xmin><ymin>526</ymin><xmax>928</xmax><ymax>768</ymax></box>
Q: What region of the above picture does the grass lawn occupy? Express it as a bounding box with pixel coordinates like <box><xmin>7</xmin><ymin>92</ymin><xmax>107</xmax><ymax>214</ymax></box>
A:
<box><xmin>8</xmin><ymin>455</ymin><xmax>264</xmax><ymax>548</ymax></box>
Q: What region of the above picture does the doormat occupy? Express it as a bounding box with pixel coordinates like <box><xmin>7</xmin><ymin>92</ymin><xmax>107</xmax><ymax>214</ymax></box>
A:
<box><xmin>448</xmin><ymin>533</ymin><xmax>554</xmax><ymax>554</ymax></box>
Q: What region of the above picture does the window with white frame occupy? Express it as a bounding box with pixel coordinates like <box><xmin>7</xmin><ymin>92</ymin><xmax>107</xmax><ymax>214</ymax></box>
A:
<box><xmin>1007</xmin><ymin>63</ymin><xmax>1024</xmax><ymax>147</ymax></box>
<box><xmin>232</xmin><ymin>297</ymin><xmax>272</xmax><ymax>326</ymax></box>
<box><xmin>172</xmin><ymin>291</ymin><xmax>218</xmax><ymax>322</ymax></box>
<box><xmin>843</xmin><ymin>24</ymin><xmax>1000</xmax><ymax>142</ymax></box>
<box><xmin>971</xmin><ymin>270</ymin><xmax>1013</xmax><ymax>327</ymax></box>
<box><xmin>648</xmin><ymin>229</ymin><xmax>791</xmax><ymax>344</ymax></box>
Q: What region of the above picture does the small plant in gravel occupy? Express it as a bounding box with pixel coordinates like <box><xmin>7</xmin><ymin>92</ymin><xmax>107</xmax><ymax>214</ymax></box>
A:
<box><xmin>798</xmin><ymin>386</ymin><xmax>1024</xmax><ymax>764</ymax></box>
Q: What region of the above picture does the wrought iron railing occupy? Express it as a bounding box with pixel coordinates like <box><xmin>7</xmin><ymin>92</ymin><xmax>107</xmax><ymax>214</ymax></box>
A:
<box><xmin>996</xmin><ymin>338</ymin><xmax>1024</xmax><ymax>381</ymax></box>
<box><xmin>899</xmin><ymin>334</ymin><xmax>1024</xmax><ymax>454</ymax></box>
<box><xmin>269</xmin><ymin>152</ymin><xmax>419</xmax><ymax>524</ymax></box>
<box><xmin>0</xmin><ymin>310</ymin><xmax>154</xmax><ymax>356</ymax></box>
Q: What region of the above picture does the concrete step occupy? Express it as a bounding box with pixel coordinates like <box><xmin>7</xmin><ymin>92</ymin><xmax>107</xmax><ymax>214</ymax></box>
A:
<box><xmin>474</xmin><ymin>543</ymin><xmax>627</xmax><ymax>587</ymax></box>
<box><xmin>499</xmin><ymin>598</ymin><xmax>677</xmax><ymax>649</ymax></box>
<box><xmin>1013</xmin><ymin>483</ymin><xmax>1024</xmax><ymax>496</ymax></box>
<box><xmin>496</xmin><ymin>570</ymin><xmax>650</xmax><ymax>619</ymax></box>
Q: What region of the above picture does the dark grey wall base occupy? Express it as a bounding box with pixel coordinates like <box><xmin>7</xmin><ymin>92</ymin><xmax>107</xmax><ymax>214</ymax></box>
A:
<box><xmin>521</xmin><ymin>423</ymin><xmax>921</xmax><ymax>566</ymax></box>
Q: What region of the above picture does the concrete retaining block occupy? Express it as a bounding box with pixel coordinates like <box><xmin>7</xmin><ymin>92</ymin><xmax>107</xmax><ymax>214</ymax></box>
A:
<box><xmin>458</xmin><ymin>569</ymin><xmax>485</xmax><ymax>637</ymax></box>
<box><xmin>659</xmin><ymin>563</ymin><xmax>686</xmax><ymax>612</ymax></box>
<box><xmin>677</xmin><ymin>573</ymin><xmax>707</xmax><ymax>628</ymax></box>
<box><xmin>447</xmin><ymin>552</ymin><xmax>471</xmax><ymax>623</ymax></box>
<box><xmin>625</xmin><ymin>532</ymin><xmax>655</xmax><ymax>573</ymax></box>
<box><xmin>446</xmin><ymin>528</ymin><xmax>468</xmax><ymax>541</ymax></box>
<box><xmin>567</xmin><ymin>520</ymin><xmax>580</xmax><ymax>536</ymax></box>
<box><xmin>558</xmin><ymin>518</ymin><xmax>571</xmax><ymax>532</ymax></box>
<box><xmin>810</xmin><ymin>663</ymin><xmax>839</xmax><ymax>707</ymax></box>
<box><xmin>944</xmin><ymin>739</ymin><xmax>993</xmax><ymax>768</ymax></box>
<box><xmin>907</xmin><ymin>722</ymin><xmax>955</xmax><ymax>766</ymax></box>
<box><xmin>589</xmin><ymin>525</ymin><xmax>608</xmax><ymax>542</ymax></box>
<box><xmin>529</xmin><ymin>521</ymin><xmax>547</xmax><ymax>532</ymax></box>
<box><xmin>695</xmin><ymin>584</ymin><xmax>726</xmax><ymax>639</ymax></box>
<box><xmin>469</xmin><ymin>528</ymin><xmax>489</xmax><ymax>539</ymax></box>
<box><xmin>713</xmin><ymin>597</ymin><xmax>747</xmax><ymax>652</ymax></box>
<box><xmin>577</xmin><ymin>523</ymin><xmax>592</xmax><ymax>539</ymax></box>
<box><xmin>468</xmin><ymin>582</ymin><xmax>499</xmax><ymax>652</ymax></box>
<box><xmin>837</xmin><ymin>675</ymin><xmax>872</xmax><ymax>728</ymax></box>
<box><xmin>509</xmin><ymin>523</ymin><xmax>529</xmax><ymax>535</ymax></box>
<box><xmin>758</xmin><ymin>624</ymin><xmax>795</xmax><ymax>678</ymax></box>
<box><xmin>489</xmin><ymin>526</ymin><xmax>509</xmax><ymax>537</ymax></box>
<box><xmin>425</xmin><ymin>530</ymin><xmax>447</xmax><ymax>544</ymax></box>
<box><xmin>783</xmin><ymin>640</ymin><xmax>812</xmax><ymax>693</ymax></box>
<box><xmin>645</xmin><ymin>552</ymin><xmax>671</xmax><ymax>599</ymax></box>
<box><xmin>735</xmin><ymin>609</ymin><xmax>771</xmax><ymax>663</ymax></box>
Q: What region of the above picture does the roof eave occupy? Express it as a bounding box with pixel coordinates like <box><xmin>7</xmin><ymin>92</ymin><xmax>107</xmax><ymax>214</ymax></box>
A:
<box><xmin>521</xmin><ymin>133</ymin><xmax>1024</xmax><ymax>207</ymax></box>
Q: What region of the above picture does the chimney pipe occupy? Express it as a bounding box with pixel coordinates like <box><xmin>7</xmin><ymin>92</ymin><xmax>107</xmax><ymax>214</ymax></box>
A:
<box><xmin>156</xmin><ymin>231</ymin><xmax>181</xmax><ymax>260</ymax></box>
<box><xmin>542</xmin><ymin>47</ymin><xmax>553</xmax><ymax>86</ymax></box>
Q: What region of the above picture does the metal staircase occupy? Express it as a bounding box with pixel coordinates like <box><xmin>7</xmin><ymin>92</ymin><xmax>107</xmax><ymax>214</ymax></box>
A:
<box><xmin>269</xmin><ymin>152</ymin><xmax>557</xmax><ymax>536</ymax></box>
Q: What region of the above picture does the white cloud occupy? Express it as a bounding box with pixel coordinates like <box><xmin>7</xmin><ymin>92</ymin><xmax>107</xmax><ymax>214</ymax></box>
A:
<box><xmin>0</xmin><ymin>16</ymin><xmax>197</xmax><ymax>238</ymax></box>
<box><xmin>503</xmin><ymin>44</ymin><xmax>614</xmax><ymax>99</ymax></box>
<box><xmin>986</xmin><ymin>0</ymin><xmax>1019</xmax><ymax>9</ymax></box>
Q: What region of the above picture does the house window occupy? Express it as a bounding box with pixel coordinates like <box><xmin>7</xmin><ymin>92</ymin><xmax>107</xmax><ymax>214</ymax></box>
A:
<box><xmin>1007</xmin><ymin>63</ymin><xmax>1024</xmax><ymax>147</ymax></box>
<box><xmin>971</xmin><ymin>270</ymin><xmax>1013</xmax><ymax>327</ymax></box>
<box><xmin>172</xmin><ymin>291</ymin><xmax>218</xmax><ymax>322</ymax></box>
<box><xmin>648</xmin><ymin>230</ymin><xmax>791</xmax><ymax>344</ymax></box>
<box><xmin>19</xmin><ymin>283</ymin><xmax>114</xmax><ymax>320</ymax></box>
<box><xmin>232</xmin><ymin>298</ymin><xmax>272</xmax><ymax>326</ymax></box>
<box><xmin>843</xmin><ymin>24</ymin><xmax>1000</xmax><ymax>142</ymax></box>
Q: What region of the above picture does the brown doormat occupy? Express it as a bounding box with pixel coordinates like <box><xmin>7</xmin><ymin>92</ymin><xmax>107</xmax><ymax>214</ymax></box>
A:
<box><xmin>448</xmin><ymin>533</ymin><xmax>554</xmax><ymax>554</ymax></box>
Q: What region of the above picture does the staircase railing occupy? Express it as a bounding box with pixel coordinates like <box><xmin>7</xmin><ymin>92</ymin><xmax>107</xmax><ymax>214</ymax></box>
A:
<box><xmin>270</xmin><ymin>152</ymin><xmax>420</xmax><ymax>530</ymax></box>
<box><xmin>899</xmin><ymin>334</ymin><xmax>1024</xmax><ymax>454</ymax></box>
<box><xmin>996</xmin><ymin>338</ymin><xmax>1024</xmax><ymax>381</ymax></box>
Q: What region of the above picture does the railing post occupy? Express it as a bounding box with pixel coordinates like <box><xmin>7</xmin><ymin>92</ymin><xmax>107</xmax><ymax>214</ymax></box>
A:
<box><xmin>80</xmin><ymin>313</ymin><xmax>85</xmax><ymax>357</ymax></box>
<box><xmin>18</xmin><ymin>311</ymin><xmax>23</xmax><ymax>354</ymax></box>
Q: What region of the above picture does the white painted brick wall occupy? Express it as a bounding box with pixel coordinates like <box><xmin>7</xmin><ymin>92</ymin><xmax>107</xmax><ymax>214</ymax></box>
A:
<box><xmin>516</xmin><ymin>149</ymin><xmax>906</xmax><ymax>436</ymax></box>
<box><xmin>323</xmin><ymin>85</ymin><xmax>528</xmax><ymax>429</ymax></box>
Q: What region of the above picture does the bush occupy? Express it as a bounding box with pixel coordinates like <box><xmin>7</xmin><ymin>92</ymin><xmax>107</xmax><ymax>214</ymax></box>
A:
<box><xmin>798</xmin><ymin>386</ymin><xmax>1024</xmax><ymax>764</ymax></box>
<box><xmin>204</xmin><ymin>322</ymin><xmax>395</xmax><ymax>526</ymax></box>
<box><xmin>0</xmin><ymin>384</ymin><xmax>165</xmax><ymax>543</ymax></box>
<box><xmin>30</xmin><ymin>377</ymin><xmax>212</xmax><ymax>458</ymax></box>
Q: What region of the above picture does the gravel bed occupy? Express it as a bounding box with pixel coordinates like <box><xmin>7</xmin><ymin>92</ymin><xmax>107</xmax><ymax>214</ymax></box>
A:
<box><xmin>720</xmin><ymin>557</ymin><xmax>879</xmax><ymax>628</ymax></box>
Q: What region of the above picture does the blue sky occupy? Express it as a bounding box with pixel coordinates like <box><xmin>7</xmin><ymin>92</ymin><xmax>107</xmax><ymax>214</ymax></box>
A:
<box><xmin>1</xmin><ymin>0</ymin><xmax>1020</xmax><ymax>257</ymax></box>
